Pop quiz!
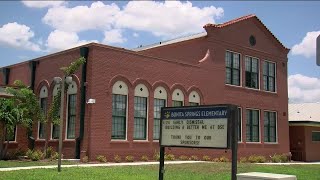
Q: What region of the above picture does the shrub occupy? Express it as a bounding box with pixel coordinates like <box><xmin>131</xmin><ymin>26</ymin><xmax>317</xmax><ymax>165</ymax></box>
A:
<box><xmin>189</xmin><ymin>155</ymin><xmax>199</xmax><ymax>161</ymax></box>
<box><xmin>219</xmin><ymin>156</ymin><xmax>229</xmax><ymax>162</ymax></box>
<box><xmin>125</xmin><ymin>155</ymin><xmax>134</xmax><ymax>162</ymax></box>
<box><xmin>248</xmin><ymin>155</ymin><xmax>266</xmax><ymax>163</ymax></box>
<box><xmin>141</xmin><ymin>155</ymin><xmax>149</xmax><ymax>162</ymax></box>
<box><xmin>202</xmin><ymin>156</ymin><xmax>211</xmax><ymax>161</ymax></box>
<box><xmin>153</xmin><ymin>151</ymin><xmax>160</xmax><ymax>161</ymax></box>
<box><xmin>50</xmin><ymin>152</ymin><xmax>59</xmax><ymax>161</ymax></box>
<box><xmin>96</xmin><ymin>155</ymin><xmax>107</xmax><ymax>163</ymax></box>
<box><xmin>239</xmin><ymin>157</ymin><xmax>247</xmax><ymax>163</ymax></box>
<box><xmin>212</xmin><ymin>158</ymin><xmax>220</xmax><ymax>162</ymax></box>
<box><xmin>178</xmin><ymin>155</ymin><xmax>189</xmax><ymax>161</ymax></box>
<box><xmin>30</xmin><ymin>150</ymin><xmax>44</xmax><ymax>161</ymax></box>
<box><xmin>26</xmin><ymin>149</ymin><xmax>33</xmax><ymax>159</ymax></box>
<box><xmin>82</xmin><ymin>156</ymin><xmax>89</xmax><ymax>163</ymax></box>
<box><xmin>46</xmin><ymin>146</ymin><xmax>55</xmax><ymax>158</ymax></box>
<box><xmin>270</xmin><ymin>154</ymin><xmax>288</xmax><ymax>163</ymax></box>
<box><xmin>114</xmin><ymin>155</ymin><xmax>121</xmax><ymax>163</ymax></box>
<box><xmin>164</xmin><ymin>154</ymin><xmax>175</xmax><ymax>161</ymax></box>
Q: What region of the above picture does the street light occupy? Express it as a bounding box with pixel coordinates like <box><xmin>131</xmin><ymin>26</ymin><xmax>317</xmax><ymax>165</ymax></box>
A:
<box><xmin>54</xmin><ymin>76</ymin><xmax>72</xmax><ymax>172</ymax></box>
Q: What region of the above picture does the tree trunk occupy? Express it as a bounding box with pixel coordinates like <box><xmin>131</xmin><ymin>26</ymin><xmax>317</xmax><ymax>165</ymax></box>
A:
<box><xmin>0</xmin><ymin>122</ymin><xmax>4</xmax><ymax>160</ymax></box>
<box><xmin>2</xmin><ymin>126</ymin><xmax>9</xmax><ymax>160</ymax></box>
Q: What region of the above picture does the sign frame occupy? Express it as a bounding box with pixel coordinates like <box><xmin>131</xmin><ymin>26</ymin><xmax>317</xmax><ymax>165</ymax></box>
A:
<box><xmin>159</xmin><ymin>104</ymin><xmax>233</xmax><ymax>149</ymax></box>
<box><xmin>158</xmin><ymin>104</ymin><xmax>238</xmax><ymax>180</ymax></box>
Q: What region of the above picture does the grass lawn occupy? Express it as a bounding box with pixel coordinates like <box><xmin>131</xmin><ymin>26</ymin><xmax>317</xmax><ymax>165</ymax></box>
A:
<box><xmin>0</xmin><ymin>162</ymin><xmax>319</xmax><ymax>180</ymax></box>
<box><xmin>0</xmin><ymin>160</ymin><xmax>79</xmax><ymax>168</ymax></box>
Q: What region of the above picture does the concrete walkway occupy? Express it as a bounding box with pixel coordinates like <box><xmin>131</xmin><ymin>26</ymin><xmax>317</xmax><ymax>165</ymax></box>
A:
<box><xmin>257</xmin><ymin>162</ymin><xmax>320</xmax><ymax>165</ymax></box>
<box><xmin>0</xmin><ymin>161</ymin><xmax>206</xmax><ymax>172</ymax></box>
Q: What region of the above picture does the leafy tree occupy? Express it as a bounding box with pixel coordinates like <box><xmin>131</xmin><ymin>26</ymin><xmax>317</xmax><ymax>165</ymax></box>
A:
<box><xmin>45</xmin><ymin>57</ymin><xmax>86</xmax><ymax>155</ymax></box>
<box><xmin>0</xmin><ymin>81</ymin><xmax>43</xmax><ymax>160</ymax></box>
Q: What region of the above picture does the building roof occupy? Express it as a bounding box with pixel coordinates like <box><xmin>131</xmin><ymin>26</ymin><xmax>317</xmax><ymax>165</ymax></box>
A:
<box><xmin>134</xmin><ymin>14</ymin><xmax>289</xmax><ymax>52</ymax></box>
<box><xmin>132</xmin><ymin>32</ymin><xmax>207</xmax><ymax>51</ymax></box>
<box><xmin>289</xmin><ymin>103</ymin><xmax>320</xmax><ymax>123</ymax></box>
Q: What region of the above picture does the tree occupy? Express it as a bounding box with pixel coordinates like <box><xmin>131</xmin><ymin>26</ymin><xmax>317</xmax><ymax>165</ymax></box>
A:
<box><xmin>0</xmin><ymin>81</ymin><xmax>43</xmax><ymax>160</ymax></box>
<box><xmin>45</xmin><ymin>57</ymin><xmax>86</xmax><ymax>155</ymax></box>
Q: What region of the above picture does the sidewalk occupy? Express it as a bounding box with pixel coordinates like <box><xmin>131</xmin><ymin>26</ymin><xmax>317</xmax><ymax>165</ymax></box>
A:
<box><xmin>0</xmin><ymin>161</ymin><xmax>206</xmax><ymax>172</ymax></box>
<box><xmin>257</xmin><ymin>162</ymin><xmax>320</xmax><ymax>165</ymax></box>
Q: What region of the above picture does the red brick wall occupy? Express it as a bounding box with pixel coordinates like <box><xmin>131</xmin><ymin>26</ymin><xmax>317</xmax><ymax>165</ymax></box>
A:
<box><xmin>304</xmin><ymin>126</ymin><xmax>320</xmax><ymax>161</ymax></box>
<box><xmin>289</xmin><ymin>126</ymin><xmax>306</xmax><ymax>161</ymax></box>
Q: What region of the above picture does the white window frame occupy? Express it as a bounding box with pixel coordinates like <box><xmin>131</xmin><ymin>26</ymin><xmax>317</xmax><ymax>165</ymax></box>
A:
<box><xmin>153</xmin><ymin>86</ymin><xmax>167</xmax><ymax>142</ymax></box>
<box><xmin>38</xmin><ymin>86</ymin><xmax>48</xmax><ymax>140</ymax></box>
<box><xmin>245</xmin><ymin>108</ymin><xmax>261</xmax><ymax>143</ymax></box>
<box><xmin>263</xmin><ymin>110</ymin><xmax>278</xmax><ymax>144</ymax></box>
<box><xmin>244</xmin><ymin>55</ymin><xmax>260</xmax><ymax>90</ymax></box>
<box><xmin>111</xmin><ymin>81</ymin><xmax>129</xmax><ymax>141</ymax></box>
<box><xmin>263</xmin><ymin>60</ymin><xmax>277</xmax><ymax>93</ymax></box>
<box><xmin>172</xmin><ymin>89</ymin><xmax>184</xmax><ymax>106</ymax></box>
<box><xmin>65</xmin><ymin>81</ymin><xmax>77</xmax><ymax>140</ymax></box>
<box><xmin>188</xmin><ymin>90</ymin><xmax>200</xmax><ymax>105</ymax></box>
<box><xmin>225</xmin><ymin>50</ymin><xmax>242</xmax><ymax>87</ymax></box>
<box><xmin>133</xmin><ymin>84</ymin><xmax>149</xmax><ymax>141</ymax></box>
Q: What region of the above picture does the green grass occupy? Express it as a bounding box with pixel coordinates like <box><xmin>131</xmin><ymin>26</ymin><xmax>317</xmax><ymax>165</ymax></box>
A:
<box><xmin>0</xmin><ymin>160</ymin><xmax>78</xmax><ymax>168</ymax></box>
<box><xmin>0</xmin><ymin>162</ymin><xmax>319</xmax><ymax>180</ymax></box>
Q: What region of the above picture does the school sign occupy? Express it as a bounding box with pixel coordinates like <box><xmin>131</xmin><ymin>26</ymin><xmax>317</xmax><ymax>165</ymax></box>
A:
<box><xmin>160</xmin><ymin>106</ymin><xmax>230</xmax><ymax>148</ymax></box>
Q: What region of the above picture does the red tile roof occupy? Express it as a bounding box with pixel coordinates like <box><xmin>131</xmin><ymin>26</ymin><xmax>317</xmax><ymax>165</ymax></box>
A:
<box><xmin>204</xmin><ymin>14</ymin><xmax>289</xmax><ymax>51</ymax></box>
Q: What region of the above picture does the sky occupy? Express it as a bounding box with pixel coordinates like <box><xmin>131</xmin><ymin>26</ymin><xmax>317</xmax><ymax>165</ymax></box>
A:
<box><xmin>0</xmin><ymin>1</ymin><xmax>320</xmax><ymax>103</ymax></box>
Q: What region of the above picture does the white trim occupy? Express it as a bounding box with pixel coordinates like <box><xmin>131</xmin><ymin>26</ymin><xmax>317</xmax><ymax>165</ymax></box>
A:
<box><xmin>112</xmin><ymin>81</ymin><xmax>128</xmax><ymax>95</ymax></box>
<box><xmin>225</xmin><ymin>50</ymin><xmax>242</xmax><ymax>87</ymax></box>
<box><xmin>172</xmin><ymin>89</ymin><xmax>184</xmax><ymax>102</ymax></box>
<box><xmin>133</xmin><ymin>32</ymin><xmax>207</xmax><ymax>51</ymax></box>
<box><xmin>39</xmin><ymin>86</ymin><xmax>48</xmax><ymax>98</ymax></box>
<box><xmin>245</xmin><ymin>108</ymin><xmax>261</xmax><ymax>143</ymax></box>
<box><xmin>134</xmin><ymin>84</ymin><xmax>149</xmax><ymax>97</ymax></box>
<box><xmin>188</xmin><ymin>91</ymin><xmax>200</xmax><ymax>104</ymax></box>
<box><xmin>262</xmin><ymin>60</ymin><xmax>277</xmax><ymax>93</ymax></box>
<box><xmin>263</xmin><ymin>110</ymin><xmax>278</xmax><ymax>144</ymax></box>
<box><xmin>154</xmin><ymin>86</ymin><xmax>167</xmax><ymax>100</ymax></box>
<box><xmin>111</xmin><ymin>94</ymin><xmax>128</xmax><ymax>141</ymax></box>
<box><xmin>133</xmin><ymin>96</ymin><xmax>148</xmax><ymax>141</ymax></box>
<box><xmin>244</xmin><ymin>55</ymin><xmax>260</xmax><ymax>90</ymax></box>
<box><xmin>66</xmin><ymin>82</ymin><xmax>77</xmax><ymax>140</ymax></box>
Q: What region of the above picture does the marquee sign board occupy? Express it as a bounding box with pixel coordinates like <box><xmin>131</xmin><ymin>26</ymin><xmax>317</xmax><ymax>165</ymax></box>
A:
<box><xmin>160</xmin><ymin>105</ymin><xmax>234</xmax><ymax>149</ymax></box>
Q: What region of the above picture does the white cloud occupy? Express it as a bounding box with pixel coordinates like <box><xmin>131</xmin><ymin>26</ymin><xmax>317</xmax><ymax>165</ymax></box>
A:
<box><xmin>115</xmin><ymin>1</ymin><xmax>224</xmax><ymax>38</ymax></box>
<box><xmin>46</xmin><ymin>30</ymin><xmax>97</xmax><ymax>51</ymax></box>
<box><xmin>133</xmin><ymin>33</ymin><xmax>139</xmax><ymax>38</ymax></box>
<box><xmin>291</xmin><ymin>31</ymin><xmax>320</xmax><ymax>58</ymax></box>
<box><xmin>0</xmin><ymin>22</ymin><xmax>41</xmax><ymax>51</ymax></box>
<box><xmin>103</xmin><ymin>29</ymin><xmax>126</xmax><ymax>44</ymax></box>
<box><xmin>22</xmin><ymin>1</ymin><xmax>65</xmax><ymax>8</ymax></box>
<box><xmin>288</xmin><ymin>74</ymin><xmax>320</xmax><ymax>103</ymax></box>
<box><xmin>42</xmin><ymin>1</ymin><xmax>120</xmax><ymax>32</ymax></box>
<box><xmin>42</xmin><ymin>1</ymin><xmax>223</xmax><ymax>39</ymax></box>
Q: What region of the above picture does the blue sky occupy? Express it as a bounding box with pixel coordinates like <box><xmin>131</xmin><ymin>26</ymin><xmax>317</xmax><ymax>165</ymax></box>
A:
<box><xmin>0</xmin><ymin>1</ymin><xmax>320</xmax><ymax>103</ymax></box>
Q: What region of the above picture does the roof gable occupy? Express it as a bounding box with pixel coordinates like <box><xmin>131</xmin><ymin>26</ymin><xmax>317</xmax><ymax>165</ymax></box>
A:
<box><xmin>204</xmin><ymin>14</ymin><xmax>290</xmax><ymax>55</ymax></box>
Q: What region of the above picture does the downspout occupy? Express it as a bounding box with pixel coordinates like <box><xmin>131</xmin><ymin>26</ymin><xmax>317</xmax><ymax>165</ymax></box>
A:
<box><xmin>2</xmin><ymin>68</ymin><xmax>10</xmax><ymax>85</ymax></box>
<box><xmin>28</xmin><ymin>61</ymin><xmax>37</xmax><ymax>149</ymax></box>
<box><xmin>76</xmin><ymin>47</ymin><xmax>89</xmax><ymax>159</ymax></box>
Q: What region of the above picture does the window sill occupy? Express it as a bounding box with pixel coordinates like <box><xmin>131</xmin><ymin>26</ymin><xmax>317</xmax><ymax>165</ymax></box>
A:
<box><xmin>225</xmin><ymin>84</ymin><xmax>242</xmax><ymax>88</ymax></box>
<box><xmin>110</xmin><ymin>140</ymin><xmax>129</xmax><ymax>143</ymax></box>
<box><xmin>133</xmin><ymin>140</ymin><xmax>149</xmax><ymax>142</ymax></box>
<box><xmin>246</xmin><ymin>142</ymin><xmax>262</xmax><ymax>144</ymax></box>
<box><xmin>36</xmin><ymin>139</ymin><xmax>45</xmax><ymax>141</ymax></box>
<box><xmin>264</xmin><ymin>142</ymin><xmax>278</xmax><ymax>145</ymax></box>
<box><xmin>4</xmin><ymin>141</ymin><xmax>17</xmax><ymax>143</ymax></box>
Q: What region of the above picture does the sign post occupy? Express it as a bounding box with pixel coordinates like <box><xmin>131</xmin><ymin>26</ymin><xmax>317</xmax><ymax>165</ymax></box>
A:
<box><xmin>159</xmin><ymin>104</ymin><xmax>238</xmax><ymax>180</ymax></box>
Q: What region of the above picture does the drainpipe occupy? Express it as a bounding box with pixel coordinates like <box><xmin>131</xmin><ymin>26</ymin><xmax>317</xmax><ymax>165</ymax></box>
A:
<box><xmin>28</xmin><ymin>61</ymin><xmax>38</xmax><ymax>149</ymax></box>
<box><xmin>2</xmin><ymin>68</ymin><xmax>10</xmax><ymax>85</ymax></box>
<box><xmin>76</xmin><ymin>47</ymin><xmax>89</xmax><ymax>159</ymax></box>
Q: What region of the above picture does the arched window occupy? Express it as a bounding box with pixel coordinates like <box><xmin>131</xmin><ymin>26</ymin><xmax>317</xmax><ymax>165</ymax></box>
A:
<box><xmin>153</xmin><ymin>86</ymin><xmax>167</xmax><ymax>140</ymax></box>
<box><xmin>39</xmin><ymin>86</ymin><xmax>48</xmax><ymax>139</ymax></box>
<box><xmin>112</xmin><ymin>81</ymin><xmax>128</xmax><ymax>140</ymax></box>
<box><xmin>134</xmin><ymin>84</ymin><xmax>149</xmax><ymax>140</ymax></box>
<box><xmin>66</xmin><ymin>81</ymin><xmax>77</xmax><ymax>139</ymax></box>
<box><xmin>172</xmin><ymin>89</ymin><xmax>184</xmax><ymax>107</ymax></box>
<box><xmin>189</xmin><ymin>91</ymin><xmax>200</xmax><ymax>106</ymax></box>
<box><xmin>51</xmin><ymin>84</ymin><xmax>60</xmax><ymax>140</ymax></box>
